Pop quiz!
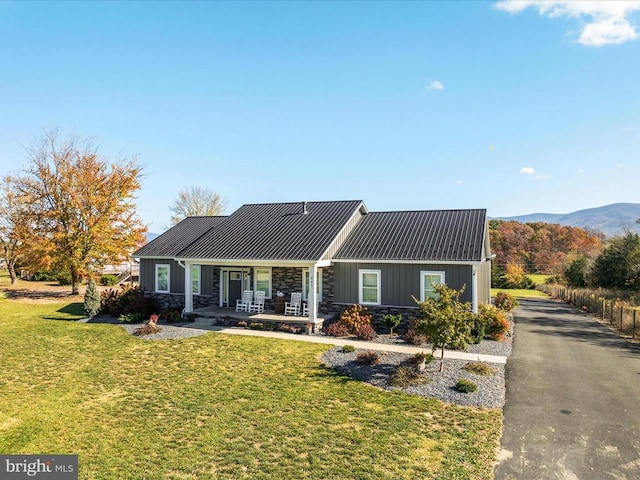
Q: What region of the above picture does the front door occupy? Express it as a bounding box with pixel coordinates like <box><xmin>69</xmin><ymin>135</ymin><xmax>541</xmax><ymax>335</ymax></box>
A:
<box><xmin>228</xmin><ymin>271</ymin><xmax>243</xmax><ymax>307</ymax></box>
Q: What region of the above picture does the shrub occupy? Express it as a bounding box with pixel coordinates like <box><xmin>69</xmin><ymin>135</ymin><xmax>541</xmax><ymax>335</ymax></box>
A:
<box><xmin>235</xmin><ymin>320</ymin><xmax>248</xmax><ymax>328</ymax></box>
<box><xmin>56</xmin><ymin>271</ymin><xmax>73</xmax><ymax>286</ymax></box>
<box><xmin>471</xmin><ymin>314</ymin><xmax>487</xmax><ymax>344</ymax></box>
<box><xmin>249</xmin><ymin>322</ymin><xmax>264</xmax><ymax>330</ymax></box>
<box><xmin>278</xmin><ymin>324</ymin><xmax>301</xmax><ymax>334</ymax></box>
<box><xmin>409</xmin><ymin>352</ymin><xmax>434</xmax><ymax>365</ymax></box>
<box><xmin>324</xmin><ymin>322</ymin><xmax>350</xmax><ymax>337</ymax></box>
<box><xmin>133</xmin><ymin>322</ymin><xmax>162</xmax><ymax>336</ymax></box>
<box><xmin>162</xmin><ymin>308</ymin><xmax>183</xmax><ymax>323</ymax></box>
<box><xmin>342</xmin><ymin>345</ymin><xmax>355</xmax><ymax>353</ymax></box>
<box><xmin>404</xmin><ymin>329</ymin><xmax>428</xmax><ymax>346</ymax></box>
<box><xmin>463</xmin><ymin>362</ymin><xmax>493</xmax><ymax>376</ymax></box>
<box><xmin>388</xmin><ymin>366</ymin><xmax>428</xmax><ymax>388</ymax></box>
<box><xmin>355</xmin><ymin>350</ymin><xmax>381</xmax><ymax>365</ymax></box>
<box><xmin>100</xmin><ymin>285</ymin><xmax>160</xmax><ymax>318</ymax></box>
<box><xmin>118</xmin><ymin>312</ymin><xmax>145</xmax><ymax>323</ymax></box>
<box><xmin>494</xmin><ymin>291</ymin><xmax>518</xmax><ymax>312</ymax></box>
<box><xmin>83</xmin><ymin>278</ymin><xmax>101</xmax><ymax>317</ymax></box>
<box><xmin>100</xmin><ymin>274</ymin><xmax>118</xmax><ymax>286</ymax></box>
<box><xmin>480</xmin><ymin>304</ymin><xmax>511</xmax><ymax>341</ymax></box>
<box><xmin>339</xmin><ymin>304</ymin><xmax>372</xmax><ymax>334</ymax></box>
<box><xmin>455</xmin><ymin>379</ymin><xmax>478</xmax><ymax>393</ymax></box>
<box><xmin>382</xmin><ymin>313</ymin><xmax>402</xmax><ymax>336</ymax></box>
<box><xmin>355</xmin><ymin>324</ymin><xmax>377</xmax><ymax>341</ymax></box>
<box><xmin>31</xmin><ymin>270</ymin><xmax>59</xmax><ymax>282</ymax></box>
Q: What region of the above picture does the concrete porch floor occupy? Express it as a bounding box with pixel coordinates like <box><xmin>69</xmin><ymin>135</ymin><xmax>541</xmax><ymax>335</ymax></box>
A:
<box><xmin>191</xmin><ymin>306</ymin><xmax>334</xmax><ymax>332</ymax></box>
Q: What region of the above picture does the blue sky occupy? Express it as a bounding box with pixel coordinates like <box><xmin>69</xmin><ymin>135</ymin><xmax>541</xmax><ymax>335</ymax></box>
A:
<box><xmin>1</xmin><ymin>1</ymin><xmax>639</xmax><ymax>233</ymax></box>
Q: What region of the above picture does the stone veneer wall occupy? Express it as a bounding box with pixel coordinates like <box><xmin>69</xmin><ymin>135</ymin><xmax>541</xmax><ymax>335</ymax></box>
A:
<box><xmin>147</xmin><ymin>293</ymin><xmax>218</xmax><ymax>311</ymax></box>
<box><xmin>323</xmin><ymin>303</ymin><xmax>421</xmax><ymax>334</ymax></box>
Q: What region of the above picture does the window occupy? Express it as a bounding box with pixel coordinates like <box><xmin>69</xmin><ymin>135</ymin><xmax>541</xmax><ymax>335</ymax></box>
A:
<box><xmin>191</xmin><ymin>265</ymin><xmax>201</xmax><ymax>295</ymax></box>
<box><xmin>359</xmin><ymin>269</ymin><xmax>381</xmax><ymax>305</ymax></box>
<box><xmin>420</xmin><ymin>271</ymin><xmax>445</xmax><ymax>301</ymax></box>
<box><xmin>303</xmin><ymin>269</ymin><xmax>322</xmax><ymax>301</ymax></box>
<box><xmin>254</xmin><ymin>268</ymin><xmax>272</xmax><ymax>298</ymax></box>
<box><xmin>155</xmin><ymin>264</ymin><xmax>170</xmax><ymax>293</ymax></box>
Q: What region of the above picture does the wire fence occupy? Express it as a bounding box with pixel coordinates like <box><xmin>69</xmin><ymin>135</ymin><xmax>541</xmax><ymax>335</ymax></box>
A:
<box><xmin>538</xmin><ymin>284</ymin><xmax>640</xmax><ymax>340</ymax></box>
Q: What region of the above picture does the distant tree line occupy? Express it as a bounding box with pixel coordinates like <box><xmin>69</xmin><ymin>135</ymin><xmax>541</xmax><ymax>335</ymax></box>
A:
<box><xmin>490</xmin><ymin>219</ymin><xmax>640</xmax><ymax>292</ymax></box>
<box><xmin>489</xmin><ymin>220</ymin><xmax>604</xmax><ymax>288</ymax></box>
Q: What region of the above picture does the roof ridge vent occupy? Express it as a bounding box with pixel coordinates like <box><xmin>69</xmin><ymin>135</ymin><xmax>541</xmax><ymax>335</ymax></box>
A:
<box><xmin>303</xmin><ymin>201</ymin><xmax>309</xmax><ymax>215</ymax></box>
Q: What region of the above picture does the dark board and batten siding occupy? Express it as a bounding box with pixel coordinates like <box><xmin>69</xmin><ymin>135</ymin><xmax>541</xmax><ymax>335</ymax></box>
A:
<box><xmin>333</xmin><ymin>262</ymin><xmax>474</xmax><ymax>307</ymax></box>
<box><xmin>139</xmin><ymin>259</ymin><xmax>215</xmax><ymax>296</ymax></box>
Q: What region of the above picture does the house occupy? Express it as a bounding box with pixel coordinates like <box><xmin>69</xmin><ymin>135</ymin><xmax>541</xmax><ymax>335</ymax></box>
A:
<box><xmin>133</xmin><ymin>200</ymin><xmax>492</xmax><ymax>329</ymax></box>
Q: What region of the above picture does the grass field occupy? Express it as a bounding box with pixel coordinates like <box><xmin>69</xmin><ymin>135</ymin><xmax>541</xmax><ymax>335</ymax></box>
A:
<box><xmin>0</xmin><ymin>298</ymin><xmax>501</xmax><ymax>479</ymax></box>
<box><xmin>491</xmin><ymin>288</ymin><xmax>547</xmax><ymax>298</ymax></box>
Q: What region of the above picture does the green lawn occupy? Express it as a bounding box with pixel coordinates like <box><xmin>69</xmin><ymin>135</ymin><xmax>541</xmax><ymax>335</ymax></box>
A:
<box><xmin>491</xmin><ymin>288</ymin><xmax>547</xmax><ymax>298</ymax></box>
<box><xmin>0</xmin><ymin>299</ymin><xmax>501</xmax><ymax>479</ymax></box>
<box><xmin>527</xmin><ymin>274</ymin><xmax>552</xmax><ymax>285</ymax></box>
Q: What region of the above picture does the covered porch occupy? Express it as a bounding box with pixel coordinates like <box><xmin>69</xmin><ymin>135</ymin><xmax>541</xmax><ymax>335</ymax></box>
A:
<box><xmin>191</xmin><ymin>306</ymin><xmax>333</xmax><ymax>333</ymax></box>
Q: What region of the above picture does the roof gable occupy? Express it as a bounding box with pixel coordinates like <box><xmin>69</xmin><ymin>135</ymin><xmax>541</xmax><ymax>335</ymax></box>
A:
<box><xmin>178</xmin><ymin>200</ymin><xmax>365</xmax><ymax>261</ymax></box>
<box><xmin>134</xmin><ymin>216</ymin><xmax>226</xmax><ymax>258</ymax></box>
<box><xmin>333</xmin><ymin>209</ymin><xmax>487</xmax><ymax>262</ymax></box>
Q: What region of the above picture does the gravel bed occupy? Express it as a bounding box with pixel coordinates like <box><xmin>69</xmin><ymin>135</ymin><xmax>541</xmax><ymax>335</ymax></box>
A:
<box><xmin>321</xmin><ymin>318</ymin><xmax>514</xmax><ymax>408</ymax></box>
<box><xmin>321</xmin><ymin>348</ymin><xmax>505</xmax><ymax>408</ymax></box>
<box><xmin>119</xmin><ymin>323</ymin><xmax>210</xmax><ymax>341</ymax></box>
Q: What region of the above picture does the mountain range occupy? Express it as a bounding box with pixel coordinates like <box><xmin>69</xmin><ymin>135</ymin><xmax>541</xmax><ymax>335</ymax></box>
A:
<box><xmin>495</xmin><ymin>203</ymin><xmax>640</xmax><ymax>237</ymax></box>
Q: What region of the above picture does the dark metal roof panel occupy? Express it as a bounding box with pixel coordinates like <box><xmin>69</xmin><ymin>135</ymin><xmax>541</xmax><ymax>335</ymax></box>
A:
<box><xmin>334</xmin><ymin>209</ymin><xmax>487</xmax><ymax>262</ymax></box>
<box><xmin>133</xmin><ymin>216</ymin><xmax>227</xmax><ymax>258</ymax></box>
<box><xmin>178</xmin><ymin>200</ymin><xmax>364</xmax><ymax>261</ymax></box>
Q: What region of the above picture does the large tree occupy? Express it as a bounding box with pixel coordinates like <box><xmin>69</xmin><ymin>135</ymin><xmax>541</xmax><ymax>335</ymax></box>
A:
<box><xmin>14</xmin><ymin>130</ymin><xmax>146</xmax><ymax>294</ymax></box>
<box><xmin>0</xmin><ymin>176</ymin><xmax>31</xmax><ymax>284</ymax></box>
<box><xmin>169</xmin><ymin>186</ymin><xmax>227</xmax><ymax>226</ymax></box>
<box><xmin>590</xmin><ymin>232</ymin><xmax>640</xmax><ymax>290</ymax></box>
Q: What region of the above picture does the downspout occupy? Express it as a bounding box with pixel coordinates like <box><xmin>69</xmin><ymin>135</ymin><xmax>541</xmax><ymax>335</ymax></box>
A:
<box><xmin>472</xmin><ymin>265</ymin><xmax>478</xmax><ymax>314</ymax></box>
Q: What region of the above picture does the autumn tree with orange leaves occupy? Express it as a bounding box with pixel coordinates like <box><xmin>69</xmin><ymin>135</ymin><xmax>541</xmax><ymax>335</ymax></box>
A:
<box><xmin>13</xmin><ymin>130</ymin><xmax>146</xmax><ymax>294</ymax></box>
<box><xmin>0</xmin><ymin>177</ymin><xmax>31</xmax><ymax>284</ymax></box>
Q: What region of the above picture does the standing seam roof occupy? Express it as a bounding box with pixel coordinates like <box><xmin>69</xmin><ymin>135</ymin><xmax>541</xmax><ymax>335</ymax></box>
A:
<box><xmin>333</xmin><ymin>209</ymin><xmax>487</xmax><ymax>262</ymax></box>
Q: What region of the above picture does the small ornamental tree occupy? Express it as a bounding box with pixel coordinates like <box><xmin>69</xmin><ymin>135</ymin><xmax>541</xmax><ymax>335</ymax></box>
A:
<box><xmin>383</xmin><ymin>313</ymin><xmax>402</xmax><ymax>337</ymax></box>
<box><xmin>413</xmin><ymin>284</ymin><xmax>476</xmax><ymax>372</ymax></box>
<box><xmin>84</xmin><ymin>278</ymin><xmax>101</xmax><ymax>317</ymax></box>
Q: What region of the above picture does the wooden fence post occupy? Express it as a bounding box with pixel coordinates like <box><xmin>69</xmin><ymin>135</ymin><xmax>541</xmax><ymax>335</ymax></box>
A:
<box><xmin>611</xmin><ymin>301</ymin><xmax>615</xmax><ymax>325</ymax></box>
<box><xmin>633</xmin><ymin>310</ymin><xmax>637</xmax><ymax>339</ymax></box>
<box><xmin>602</xmin><ymin>298</ymin><xmax>605</xmax><ymax>321</ymax></box>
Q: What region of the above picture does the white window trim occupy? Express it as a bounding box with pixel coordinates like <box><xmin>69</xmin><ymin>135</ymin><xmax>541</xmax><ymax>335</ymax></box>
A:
<box><xmin>420</xmin><ymin>271</ymin><xmax>445</xmax><ymax>302</ymax></box>
<box><xmin>155</xmin><ymin>264</ymin><xmax>170</xmax><ymax>293</ymax></box>
<box><xmin>191</xmin><ymin>265</ymin><xmax>201</xmax><ymax>295</ymax></box>
<box><xmin>253</xmin><ymin>267</ymin><xmax>272</xmax><ymax>299</ymax></box>
<box><xmin>302</xmin><ymin>268</ymin><xmax>322</xmax><ymax>302</ymax></box>
<box><xmin>359</xmin><ymin>269</ymin><xmax>381</xmax><ymax>305</ymax></box>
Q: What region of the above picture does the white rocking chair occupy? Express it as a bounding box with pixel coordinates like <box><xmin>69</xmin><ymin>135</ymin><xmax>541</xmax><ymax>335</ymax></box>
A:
<box><xmin>236</xmin><ymin>290</ymin><xmax>253</xmax><ymax>312</ymax></box>
<box><xmin>248</xmin><ymin>291</ymin><xmax>266</xmax><ymax>313</ymax></box>
<box><xmin>284</xmin><ymin>292</ymin><xmax>302</xmax><ymax>316</ymax></box>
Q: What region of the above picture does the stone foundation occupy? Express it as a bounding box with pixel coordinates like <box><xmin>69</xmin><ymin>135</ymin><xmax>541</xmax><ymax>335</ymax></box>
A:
<box><xmin>323</xmin><ymin>303</ymin><xmax>420</xmax><ymax>334</ymax></box>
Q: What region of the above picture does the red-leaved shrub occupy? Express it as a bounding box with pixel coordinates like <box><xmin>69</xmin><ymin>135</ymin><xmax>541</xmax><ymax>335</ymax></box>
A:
<box><xmin>324</xmin><ymin>322</ymin><xmax>350</xmax><ymax>337</ymax></box>
<box><xmin>355</xmin><ymin>324</ymin><xmax>377</xmax><ymax>341</ymax></box>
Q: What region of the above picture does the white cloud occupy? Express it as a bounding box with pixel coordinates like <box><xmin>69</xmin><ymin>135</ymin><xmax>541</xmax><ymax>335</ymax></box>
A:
<box><xmin>494</xmin><ymin>1</ymin><xmax>640</xmax><ymax>46</ymax></box>
<box><xmin>427</xmin><ymin>80</ymin><xmax>444</xmax><ymax>90</ymax></box>
<box><xmin>520</xmin><ymin>167</ymin><xmax>536</xmax><ymax>175</ymax></box>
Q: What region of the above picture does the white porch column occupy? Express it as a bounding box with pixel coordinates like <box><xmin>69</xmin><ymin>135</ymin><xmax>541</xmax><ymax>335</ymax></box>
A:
<box><xmin>308</xmin><ymin>263</ymin><xmax>318</xmax><ymax>321</ymax></box>
<box><xmin>184</xmin><ymin>261</ymin><xmax>193</xmax><ymax>314</ymax></box>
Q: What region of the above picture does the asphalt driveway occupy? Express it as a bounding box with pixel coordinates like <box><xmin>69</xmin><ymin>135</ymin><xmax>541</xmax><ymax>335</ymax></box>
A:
<box><xmin>495</xmin><ymin>298</ymin><xmax>640</xmax><ymax>480</ymax></box>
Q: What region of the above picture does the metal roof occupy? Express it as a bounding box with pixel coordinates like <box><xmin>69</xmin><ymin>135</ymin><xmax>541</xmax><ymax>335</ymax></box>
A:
<box><xmin>177</xmin><ymin>200</ymin><xmax>365</xmax><ymax>261</ymax></box>
<box><xmin>333</xmin><ymin>209</ymin><xmax>487</xmax><ymax>262</ymax></box>
<box><xmin>134</xmin><ymin>216</ymin><xmax>227</xmax><ymax>258</ymax></box>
